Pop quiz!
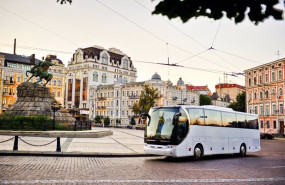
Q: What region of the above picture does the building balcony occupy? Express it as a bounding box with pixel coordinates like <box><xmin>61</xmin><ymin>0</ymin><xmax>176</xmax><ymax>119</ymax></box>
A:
<box><xmin>3</xmin><ymin>80</ymin><xmax>15</xmax><ymax>85</ymax></box>
<box><xmin>97</xmin><ymin>97</ymin><xmax>107</xmax><ymax>101</ymax></box>
<box><xmin>3</xmin><ymin>92</ymin><xmax>14</xmax><ymax>96</ymax></box>
<box><xmin>129</xmin><ymin>95</ymin><xmax>139</xmax><ymax>99</ymax></box>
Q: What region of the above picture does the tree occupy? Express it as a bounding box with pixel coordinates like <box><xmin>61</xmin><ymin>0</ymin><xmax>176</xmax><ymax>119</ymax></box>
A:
<box><xmin>153</xmin><ymin>0</ymin><xmax>284</xmax><ymax>25</ymax></box>
<box><xmin>228</xmin><ymin>91</ymin><xmax>246</xmax><ymax>112</ymax></box>
<box><xmin>104</xmin><ymin>116</ymin><xmax>110</xmax><ymax>126</ymax></box>
<box><xmin>132</xmin><ymin>84</ymin><xmax>159</xmax><ymax>115</ymax></box>
<box><xmin>130</xmin><ymin>117</ymin><xmax>136</xmax><ymax>125</ymax></box>
<box><xmin>58</xmin><ymin>0</ymin><xmax>284</xmax><ymax>25</ymax></box>
<box><xmin>200</xmin><ymin>94</ymin><xmax>212</xmax><ymax>105</ymax></box>
<box><xmin>94</xmin><ymin>115</ymin><xmax>101</xmax><ymax>124</ymax></box>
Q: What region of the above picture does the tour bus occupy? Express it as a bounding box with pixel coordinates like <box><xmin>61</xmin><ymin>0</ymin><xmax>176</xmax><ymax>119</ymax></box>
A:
<box><xmin>143</xmin><ymin>105</ymin><xmax>260</xmax><ymax>159</ymax></box>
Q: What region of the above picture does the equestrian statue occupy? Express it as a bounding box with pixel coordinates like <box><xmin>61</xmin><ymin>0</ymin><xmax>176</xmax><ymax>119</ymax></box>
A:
<box><xmin>26</xmin><ymin>56</ymin><xmax>55</xmax><ymax>86</ymax></box>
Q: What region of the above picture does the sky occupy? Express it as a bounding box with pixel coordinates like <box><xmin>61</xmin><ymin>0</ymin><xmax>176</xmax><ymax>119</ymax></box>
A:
<box><xmin>0</xmin><ymin>0</ymin><xmax>285</xmax><ymax>92</ymax></box>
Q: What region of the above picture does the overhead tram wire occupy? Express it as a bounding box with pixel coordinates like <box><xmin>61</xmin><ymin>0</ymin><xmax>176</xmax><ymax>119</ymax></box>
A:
<box><xmin>133</xmin><ymin>59</ymin><xmax>227</xmax><ymax>74</ymax></box>
<box><xmin>0</xmin><ymin>6</ymin><xmax>78</xmax><ymax>47</ymax></box>
<box><xmin>133</xmin><ymin>0</ymin><xmax>260</xmax><ymax>71</ymax></box>
<box><xmin>132</xmin><ymin>0</ymin><xmax>245</xmax><ymax>73</ymax></box>
<box><xmin>0</xmin><ymin>43</ymin><xmax>73</xmax><ymax>55</ymax></box>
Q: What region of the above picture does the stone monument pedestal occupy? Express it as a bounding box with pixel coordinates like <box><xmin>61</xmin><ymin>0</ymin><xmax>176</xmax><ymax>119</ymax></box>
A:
<box><xmin>4</xmin><ymin>82</ymin><xmax>75</xmax><ymax>125</ymax></box>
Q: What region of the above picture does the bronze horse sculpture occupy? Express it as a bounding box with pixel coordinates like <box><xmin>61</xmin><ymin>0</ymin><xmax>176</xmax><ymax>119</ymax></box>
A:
<box><xmin>26</xmin><ymin>56</ymin><xmax>55</xmax><ymax>86</ymax></box>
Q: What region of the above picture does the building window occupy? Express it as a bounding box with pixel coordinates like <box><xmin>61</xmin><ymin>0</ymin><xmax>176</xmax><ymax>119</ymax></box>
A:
<box><xmin>57</xmin><ymin>91</ymin><xmax>60</xmax><ymax>97</ymax></box>
<box><xmin>254</xmin><ymin>92</ymin><xmax>257</xmax><ymax>99</ymax></box>
<box><xmin>272</xmin><ymin>71</ymin><xmax>275</xmax><ymax>82</ymax></box>
<box><xmin>261</xmin><ymin>121</ymin><xmax>264</xmax><ymax>128</ymax></box>
<box><xmin>17</xmin><ymin>75</ymin><xmax>21</xmax><ymax>82</ymax></box>
<box><xmin>122</xmin><ymin>111</ymin><xmax>124</xmax><ymax>116</ymax></box>
<box><xmin>58</xmin><ymin>80</ymin><xmax>61</xmax><ymax>86</ymax></box>
<box><xmin>93</xmin><ymin>71</ymin><xmax>98</xmax><ymax>82</ymax></box>
<box><xmin>102</xmin><ymin>53</ymin><xmax>108</xmax><ymax>64</ymax></box>
<box><xmin>102</xmin><ymin>73</ymin><xmax>107</xmax><ymax>83</ymax></box>
<box><xmin>279</xmin><ymin>88</ymin><xmax>282</xmax><ymax>97</ymax></box>
<box><xmin>266</xmin><ymin>105</ymin><xmax>269</xmax><ymax>115</ymax></box>
<box><xmin>279</xmin><ymin>70</ymin><xmax>282</xmax><ymax>80</ymax></box>
<box><xmin>272</xmin><ymin>104</ymin><xmax>276</xmax><ymax>114</ymax></box>
<box><xmin>266</xmin><ymin>121</ymin><xmax>270</xmax><ymax>128</ymax></box>
<box><xmin>58</xmin><ymin>69</ymin><xmax>61</xmax><ymax>74</ymax></box>
<box><xmin>265</xmin><ymin>73</ymin><xmax>268</xmax><ymax>83</ymax></box>
<box><xmin>273</xmin><ymin>121</ymin><xmax>276</xmax><ymax>129</ymax></box>
<box><xmin>248</xmin><ymin>78</ymin><xmax>251</xmax><ymax>86</ymax></box>
<box><xmin>53</xmin><ymin>80</ymin><xmax>56</xmax><ymax>86</ymax></box>
<box><xmin>260</xmin><ymin>105</ymin><xmax>263</xmax><ymax>115</ymax></box>
<box><xmin>259</xmin><ymin>91</ymin><xmax>263</xmax><ymax>99</ymax></box>
<box><xmin>249</xmin><ymin>92</ymin><xmax>252</xmax><ymax>100</ymax></box>
<box><xmin>253</xmin><ymin>77</ymin><xmax>257</xmax><ymax>85</ymax></box>
<box><xmin>53</xmin><ymin>89</ymin><xmax>56</xmax><ymax>96</ymax></box>
<box><xmin>254</xmin><ymin>106</ymin><xmax>257</xmax><ymax>114</ymax></box>
<box><xmin>265</xmin><ymin>90</ymin><xmax>269</xmax><ymax>98</ymax></box>
<box><xmin>116</xmin><ymin>100</ymin><xmax>119</xmax><ymax>107</ymax></box>
<box><xmin>259</xmin><ymin>75</ymin><xmax>262</xmax><ymax>84</ymax></box>
<box><xmin>53</xmin><ymin>68</ymin><xmax>56</xmax><ymax>73</ymax></box>
<box><xmin>280</xmin><ymin>104</ymin><xmax>284</xmax><ymax>114</ymax></box>
<box><xmin>123</xmin><ymin>59</ymin><xmax>128</xmax><ymax>69</ymax></box>
<box><xmin>272</xmin><ymin>88</ymin><xmax>276</xmax><ymax>96</ymax></box>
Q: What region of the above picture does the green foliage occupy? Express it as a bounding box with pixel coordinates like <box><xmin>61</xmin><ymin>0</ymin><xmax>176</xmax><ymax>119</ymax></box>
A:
<box><xmin>153</xmin><ymin>0</ymin><xmax>284</xmax><ymax>25</ymax></box>
<box><xmin>130</xmin><ymin>117</ymin><xmax>136</xmax><ymax>125</ymax></box>
<box><xmin>200</xmin><ymin>94</ymin><xmax>212</xmax><ymax>106</ymax></box>
<box><xmin>228</xmin><ymin>91</ymin><xmax>246</xmax><ymax>112</ymax></box>
<box><xmin>94</xmin><ymin>115</ymin><xmax>102</xmax><ymax>124</ymax></box>
<box><xmin>132</xmin><ymin>84</ymin><xmax>159</xmax><ymax>115</ymax></box>
<box><xmin>104</xmin><ymin>116</ymin><xmax>110</xmax><ymax>126</ymax></box>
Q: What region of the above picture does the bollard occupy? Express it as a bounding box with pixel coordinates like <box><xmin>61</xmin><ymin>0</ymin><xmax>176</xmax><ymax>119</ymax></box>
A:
<box><xmin>13</xmin><ymin>136</ymin><xmax>18</xmax><ymax>151</ymax></box>
<box><xmin>74</xmin><ymin>121</ymin><xmax>77</xmax><ymax>131</ymax></box>
<box><xmin>56</xmin><ymin>137</ymin><xmax>61</xmax><ymax>152</ymax></box>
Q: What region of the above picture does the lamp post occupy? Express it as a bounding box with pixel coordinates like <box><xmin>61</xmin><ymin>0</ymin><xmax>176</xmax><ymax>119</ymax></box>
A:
<box><xmin>51</xmin><ymin>103</ymin><xmax>61</xmax><ymax>130</ymax></box>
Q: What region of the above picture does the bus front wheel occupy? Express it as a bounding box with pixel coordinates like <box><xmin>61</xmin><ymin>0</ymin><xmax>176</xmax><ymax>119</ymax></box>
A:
<box><xmin>239</xmin><ymin>144</ymin><xmax>247</xmax><ymax>157</ymax></box>
<box><xmin>193</xmin><ymin>144</ymin><xmax>203</xmax><ymax>160</ymax></box>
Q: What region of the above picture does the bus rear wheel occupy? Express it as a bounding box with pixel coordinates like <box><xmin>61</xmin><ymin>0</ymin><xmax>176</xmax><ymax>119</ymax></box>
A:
<box><xmin>239</xmin><ymin>144</ymin><xmax>247</xmax><ymax>157</ymax></box>
<box><xmin>193</xmin><ymin>145</ymin><xmax>203</xmax><ymax>160</ymax></box>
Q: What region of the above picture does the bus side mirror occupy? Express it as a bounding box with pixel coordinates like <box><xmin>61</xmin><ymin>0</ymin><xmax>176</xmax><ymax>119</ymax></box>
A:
<box><xmin>139</xmin><ymin>113</ymin><xmax>151</xmax><ymax>126</ymax></box>
<box><xmin>172</xmin><ymin>112</ymin><xmax>181</xmax><ymax>125</ymax></box>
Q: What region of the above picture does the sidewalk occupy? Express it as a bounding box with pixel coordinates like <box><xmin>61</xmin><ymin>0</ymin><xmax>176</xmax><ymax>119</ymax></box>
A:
<box><xmin>0</xmin><ymin>127</ymin><xmax>150</xmax><ymax>157</ymax></box>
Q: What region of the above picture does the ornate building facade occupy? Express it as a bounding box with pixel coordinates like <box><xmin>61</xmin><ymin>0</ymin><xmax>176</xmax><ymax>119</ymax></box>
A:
<box><xmin>91</xmin><ymin>73</ymin><xmax>200</xmax><ymax>126</ymax></box>
<box><xmin>245</xmin><ymin>58</ymin><xmax>285</xmax><ymax>135</ymax></box>
<box><xmin>0</xmin><ymin>52</ymin><xmax>66</xmax><ymax>113</ymax></box>
<box><xmin>66</xmin><ymin>45</ymin><xmax>137</xmax><ymax>120</ymax></box>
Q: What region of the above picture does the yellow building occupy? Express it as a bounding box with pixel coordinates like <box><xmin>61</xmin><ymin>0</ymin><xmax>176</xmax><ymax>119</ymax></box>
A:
<box><xmin>0</xmin><ymin>52</ymin><xmax>66</xmax><ymax>113</ymax></box>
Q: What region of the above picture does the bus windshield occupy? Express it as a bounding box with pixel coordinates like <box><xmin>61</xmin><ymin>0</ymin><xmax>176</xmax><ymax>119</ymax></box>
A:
<box><xmin>145</xmin><ymin>107</ymin><xmax>188</xmax><ymax>145</ymax></box>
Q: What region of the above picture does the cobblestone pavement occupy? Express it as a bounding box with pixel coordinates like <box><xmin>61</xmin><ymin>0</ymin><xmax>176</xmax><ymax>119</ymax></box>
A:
<box><xmin>0</xmin><ymin>139</ymin><xmax>284</xmax><ymax>184</ymax></box>
<box><xmin>0</xmin><ymin>128</ymin><xmax>144</xmax><ymax>155</ymax></box>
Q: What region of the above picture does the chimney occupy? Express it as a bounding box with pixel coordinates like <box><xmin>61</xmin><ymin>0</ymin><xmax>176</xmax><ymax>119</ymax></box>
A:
<box><xmin>13</xmin><ymin>38</ymin><xmax>16</xmax><ymax>54</ymax></box>
<box><xmin>29</xmin><ymin>54</ymin><xmax>35</xmax><ymax>64</ymax></box>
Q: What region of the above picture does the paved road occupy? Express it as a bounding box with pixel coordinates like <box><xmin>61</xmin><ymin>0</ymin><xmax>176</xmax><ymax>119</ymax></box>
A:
<box><xmin>0</xmin><ymin>138</ymin><xmax>284</xmax><ymax>184</ymax></box>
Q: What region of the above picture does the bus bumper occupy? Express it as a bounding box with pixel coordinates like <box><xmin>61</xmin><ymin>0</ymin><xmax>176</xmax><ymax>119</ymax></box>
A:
<box><xmin>144</xmin><ymin>144</ymin><xmax>175</xmax><ymax>156</ymax></box>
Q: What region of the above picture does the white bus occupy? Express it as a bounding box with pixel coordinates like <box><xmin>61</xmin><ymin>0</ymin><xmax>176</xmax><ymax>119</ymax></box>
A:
<box><xmin>143</xmin><ymin>105</ymin><xmax>260</xmax><ymax>159</ymax></box>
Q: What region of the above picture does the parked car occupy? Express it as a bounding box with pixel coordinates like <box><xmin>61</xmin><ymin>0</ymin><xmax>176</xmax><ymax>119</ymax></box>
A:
<box><xmin>260</xmin><ymin>133</ymin><xmax>274</xmax><ymax>139</ymax></box>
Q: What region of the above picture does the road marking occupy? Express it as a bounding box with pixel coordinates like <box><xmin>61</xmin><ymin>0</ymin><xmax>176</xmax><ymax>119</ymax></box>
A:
<box><xmin>263</xmin><ymin>166</ymin><xmax>285</xmax><ymax>169</ymax></box>
<box><xmin>1</xmin><ymin>177</ymin><xmax>285</xmax><ymax>184</ymax></box>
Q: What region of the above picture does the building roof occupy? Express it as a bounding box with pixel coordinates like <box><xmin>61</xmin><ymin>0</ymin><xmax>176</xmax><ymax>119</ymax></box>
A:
<box><xmin>177</xmin><ymin>77</ymin><xmax>184</xmax><ymax>85</ymax></box>
<box><xmin>151</xmin><ymin>73</ymin><xmax>161</xmax><ymax>80</ymax></box>
<box><xmin>0</xmin><ymin>52</ymin><xmax>41</xmax><ymax>65</ymax></box>
<box><xmin>186</xmin><ymin>84</ymin><xmax>208</xmax><ymax>91</ymax></box>
<box><xmin>215</xmin><ymin>83</ymin><xmax>245</xmax><ymax>90</ymax></box>
<box><xmin>49</xmin><ymin>55</ymin><xmax>63</xmax><ymax>64</ymax></box>
<box><xmin>244</xmin><ymin>57</ymin><xmax>285</xmax><ymax>72</ymax></box>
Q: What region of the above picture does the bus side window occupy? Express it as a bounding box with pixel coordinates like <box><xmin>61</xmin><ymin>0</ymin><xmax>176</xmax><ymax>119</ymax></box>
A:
<box><xmin>187</xmin><ymin>108</ymin><xmax>204</xmax><ymax>125</ymax></box>
<box><xmin>246</xmin><ymin>115</ymin><xmax>259</xmax><ymax>129</ymax></box>
<box><xmin>236</xmin><ymin>114</ymin><xmax>246</xmax><ymax>128</ymax></box>
<box><xmin>204</xmin><ymin>109</ymin><xmax>221</xmax><ymax>126</ymax></box>
<box><xmin>221</xmin><ymin>112</ymin><xmax>236</xmax><ymax>127</ymax></box>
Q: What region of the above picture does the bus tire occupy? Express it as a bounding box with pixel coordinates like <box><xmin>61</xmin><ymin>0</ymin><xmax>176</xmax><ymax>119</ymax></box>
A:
<box><xmin>239</xmin><ymin>144</ymin><xmax>246</xmax><ymax>157</ymax></box>
<box><xmin>193</xmin><ymin>144</ymin><xmax>203</xmax><ymax>160</ymax></box>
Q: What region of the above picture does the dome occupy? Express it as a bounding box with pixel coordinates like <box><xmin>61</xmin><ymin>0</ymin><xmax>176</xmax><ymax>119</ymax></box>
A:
<box><xmin>151</xmin><ymin>73</ymin><xmax>161</xmax><ymax>80</ymax></box>
<box><xmin>177</xmin><ymin>77</ymin><xmax>184</xmax><ymax>85</ymax></box>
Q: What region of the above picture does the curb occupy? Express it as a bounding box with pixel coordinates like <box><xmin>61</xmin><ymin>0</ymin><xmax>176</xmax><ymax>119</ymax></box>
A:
<box><xmin>0</xmin><ymin>150</ymin><xmax>154</xmax><ymax>157</ymax></box>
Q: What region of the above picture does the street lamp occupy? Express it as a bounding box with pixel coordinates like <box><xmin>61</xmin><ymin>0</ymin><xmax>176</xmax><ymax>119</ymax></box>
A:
<box><xmin>51</xmin><ymin>102</ymin><xmax>61</xmax><ymax>130</ymax></box>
